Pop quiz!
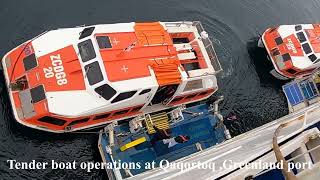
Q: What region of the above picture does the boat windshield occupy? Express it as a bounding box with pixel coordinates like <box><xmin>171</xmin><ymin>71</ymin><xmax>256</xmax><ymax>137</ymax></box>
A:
<box><xmin>95</xmin><ymin>84</ymin><xmax>117</xmax><ymax>100</ymax></box>
<box><xmin>78</xmin><ymin>39</ymin><xmax>96</xmax><ymax>62</ymax></box>
<box><xmin>84</xmin><ymin>61</ymin><xmax>103</xmax><ymax>85</ymax></box>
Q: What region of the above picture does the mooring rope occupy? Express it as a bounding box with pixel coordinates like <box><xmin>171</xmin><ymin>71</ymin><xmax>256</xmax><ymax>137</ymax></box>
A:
<box><xmin>272</xmin><ymin>123</ymin><xmax>298</xmax><ymax>180</ymax></box>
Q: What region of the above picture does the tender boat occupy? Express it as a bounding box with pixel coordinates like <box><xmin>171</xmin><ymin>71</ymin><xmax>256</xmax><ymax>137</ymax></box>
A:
<box><xmin>98</xmin><ymin>73</ymin><xmax>320</xmax><ymax>180</ymax></box>
<box><xmin>1</xmin><ymin>21</ymin><xmax>222</xmax><ymax>133</ymax></box>
<box><xmin>259</xmin><ymin>24</ymin><xmax>320</xmax><ymax>80</ymax></box>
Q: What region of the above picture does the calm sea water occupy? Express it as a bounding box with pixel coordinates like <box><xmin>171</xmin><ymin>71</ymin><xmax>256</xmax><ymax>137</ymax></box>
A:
<box><xmin>1</xmin><ymin>0</ymin><xmax>320</xmax><ymax>179</ymax></box>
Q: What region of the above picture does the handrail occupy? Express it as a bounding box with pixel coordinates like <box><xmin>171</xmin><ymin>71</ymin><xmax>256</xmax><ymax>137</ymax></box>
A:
<box><xmin>165</xmin><ymin>21</ymin><xmax>223</xmax><ymax>74</ymax></box>
<box><xmin>254</xmin><ymin>136</ymin><xmax>320</xmax><ymax>178</ymax></box>
<box><xmin>192</xmin><ymin>21</ymin><xmax>223</xmax><ymax>74</ymax></box>
<box><xmin>299</xmin><ymin>103</ymin><xmax>319</xmax><ymax>131</ymax></box>
<box><xmin>273</xmin><ymin>124</ymin><xmax>298</xmax><ymax>180</ymax></box>
<box><xmin>271</xmin><ymin>104</ymin><xmax>320</xmax><ymax>180</ymax></box>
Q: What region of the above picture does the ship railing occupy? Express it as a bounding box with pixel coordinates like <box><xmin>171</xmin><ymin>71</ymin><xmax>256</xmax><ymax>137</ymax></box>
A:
<box><xmin>253</xmin><ymin>105</ymin><xmax>320</xmax><ymax>178</ymax></box>
<box><xmin>303</xmin><ymin>103</ymin><xmax>320</xmax><ymax>129</ymax></box>
<box><xmin>165</xmin><ymin>21</ymin><xmax>223</xmax><ymax>74</ymax></box>
<box><xmin>286</xmin><ymin>99</ymin><xmax>320</xmax><ymax>130</ymax></box>
<box><xmin>254</xmin><ymin>130</ymin><xmax>320</xmax><ymax>178</ymax></box>
<box><xmin>220</xmin><ymin>102</ymin><xmax>320</xmax><ymax>151</ymax></box>
<box><xmin>266</xmin><ymin>103</ymin><xmax>320</xmax><ymax>134</ymax></box>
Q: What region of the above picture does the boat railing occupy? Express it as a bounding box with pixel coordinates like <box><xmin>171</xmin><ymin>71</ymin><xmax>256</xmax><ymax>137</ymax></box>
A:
<box><xmin>165</xmin><ymin>21</ymin><xmax>223</xmax><ymax>74</ymax></box>
<box><xmin>193</xmin><ymin>21</ymin><xmax>223</xmax><ymax>74</ymax></box>
<box><xmin>164</xmin><ymin>21</ymin><xmax>194</xmax><ymax>28</ymax></box>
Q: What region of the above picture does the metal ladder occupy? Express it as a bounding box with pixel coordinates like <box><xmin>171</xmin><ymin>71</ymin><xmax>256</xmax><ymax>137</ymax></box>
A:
<box><xmin>145</xmin><ymin>112</ymin><xmax>170</xmax><ymax>134</ymax></box>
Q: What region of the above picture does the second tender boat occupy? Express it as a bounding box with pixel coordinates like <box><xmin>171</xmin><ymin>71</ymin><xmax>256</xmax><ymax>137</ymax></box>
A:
<box><xmin>259</xmin><ymin>24</ymin><xmax>320</xmax><ymax>80</ymax></box>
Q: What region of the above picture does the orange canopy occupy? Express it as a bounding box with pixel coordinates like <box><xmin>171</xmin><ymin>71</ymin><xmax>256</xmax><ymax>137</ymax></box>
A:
<box><xmin>149</xmin><ymin>57</ymin><xmax>182</xmax><ymax>86</ymax></box>
<box><xmin>134</xmin><ymin>22</ymin><xmax>173</xmax><ymax>46</ymax></box>
<box><xmin>134</xmin><ymin>22</ymin><xmax>182</xmax><ymax>86</ymax></box>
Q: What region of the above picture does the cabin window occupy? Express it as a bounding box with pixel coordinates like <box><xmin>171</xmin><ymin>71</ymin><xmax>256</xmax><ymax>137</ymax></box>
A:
<box><xmin>271</xmin><ymin>49</ymin><xmax>280</xmax><ymax>56</ymax></box>
<box><xmin>78</xmin><ymin>39</ymin><xmax>96</xmax><ymax>62</ymax></box>
<box><xmin>287</xmin><ymin>68</ymin><xmax>297</xmax><ymax>74</ymax></box>
<box><xmin>94</xmin><ymin>113</ymin><xmax>111</xmax><ymax>120</ymax></box>
<box><xmin>182</xmin><ymin>62</ymin><xmax>200</xmax><ymax>71</ymax></box>
<box><xmin>282</xmin><ymin>53</ymin><xmax>291</xmax><ymax>62</ymax></box>
<box><xmin>172</xmin><ymin>38</ymin><xmax>190</xmax><ymax>44</ymax></box>
<box><xmin>185</xmin><ymin>93</ymin><xmax>198</xmax><ymax>99</ymax></box>
<box><xmin>95</xmin><ymin>84</ymin><xmax>117</xmax><ymax>100</ymax></box>
<box><xmin>30</xmin><ymin>85</ymin><xmax>46</xmax><ymax>103</ymax></box>
<box><xmin>68</xmin><ymin>118</ymin><xmax>90</xmax><ymax>126</ymax></box>
<box><xmin>308</xmin><ymin>54</ymin><xmax>317</xmax><ymax>62</ymax></box>
<box><xmin>296</xmin><ymin>32</ymin><xmax>307</xmax><ymax>43</ymax></box>
<box><xmin>199</xmin><ymin>91</ymin><xmax>208</xmax><ymax>96</ymax></box>
<box><xmin>274</xmin><ymin>37</ymin><xmax>283</xmax><ymax>45</ymax></box>
<box><xmin>111</xmin><ymin>91</ymin><xmax>137</xmax><ymax>103</ymax></box>
<box><xmin>23</xmin><ymin>53</ymin><xmax>37</xmax><ymax>71</ymax></box>
<box><xmin>295</xmin><ymin>25</ymin><xmax>302</xmax><ymax>31</ymax></box>
<box><xmin>184</xmin><ymin>79</ymin><xmax>203</xmax><ymax>92</ymax></box>
<box><xmin>79</xmin><ymin>27</ymin><xmax>95</xmax><ymax>39</ymax></box>
<box><xmin>113</xmin><ymin>109</ymin><xmax>129</xmax><ymax>116</ymax></box>
<box><xmin>38</xmin><ymin>116</ymin><xmax>66</xmax><ymax>126</ymax></box>
<box><xmin>84</xmin><ymin>61</ymin><xmax>103</xmax><ymax>85</ymax></box>
<box><xmin>171</xmin><ymin>97</ymin><xmax>183</xmax><ymax>103</ymax></box>
<box><xmin>139</xmin><ymin>89</ymin><xmax>151</xmax><ymax>95</ymax></box>
<box><xmin>302</xmin><ymin>43</ymin><xmax>312</xmax><ymax>54</ymax></box>
<box><xmin>96</xmin><ymin>36</ymin><xmax>112</xmax><ymax>49</ymax></box>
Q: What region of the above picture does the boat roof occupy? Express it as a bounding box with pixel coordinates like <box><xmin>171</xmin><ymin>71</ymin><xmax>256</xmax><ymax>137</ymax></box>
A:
<box><xmin>14</xmin><ymin>22</ymin><xmax>216</xmax><ymax>117</ymax></box>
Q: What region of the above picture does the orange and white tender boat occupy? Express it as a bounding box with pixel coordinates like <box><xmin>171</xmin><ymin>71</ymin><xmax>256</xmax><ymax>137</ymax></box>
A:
<box><xmin>259</xmin><ymin>24</ymin><xmax>320</xmax><ymax>80</ymax></box>
<box><xmin>1</xmin><ymin>21</ymin><xmax>222</xmax><ymax>133</ymax></box>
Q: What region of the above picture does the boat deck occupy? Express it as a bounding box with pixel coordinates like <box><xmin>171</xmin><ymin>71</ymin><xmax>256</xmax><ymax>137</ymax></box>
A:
<box><xmin>99</xmin><ymin>104</ymin><xmax>226</xmax><ymax>177</ymax></box>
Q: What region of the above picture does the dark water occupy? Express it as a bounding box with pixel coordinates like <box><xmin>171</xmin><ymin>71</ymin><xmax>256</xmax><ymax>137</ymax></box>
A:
<box><xmin>1</xmin><ymin>0</ymin><xmax>320</xmax><ymax>179</ymax></box>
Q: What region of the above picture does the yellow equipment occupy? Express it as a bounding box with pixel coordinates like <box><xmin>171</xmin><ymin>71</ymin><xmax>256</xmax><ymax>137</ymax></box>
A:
<box><xmin>145</xmin><ymin>112</ymin><xmax>170</xmax><ymax>134</ymax></box>
<box><xmin>120</xmin><ymin>137</ymin><xmax>146</xmax><ymax>151</ymax></box>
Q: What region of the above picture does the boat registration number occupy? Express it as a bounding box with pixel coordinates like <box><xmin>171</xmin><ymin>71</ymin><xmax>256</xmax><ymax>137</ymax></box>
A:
<box><xmin>43</xmin><ymin>54</ymin><xmax>68</xmax><ymax>85</ymax></box>
<box><xmin>286</xmin><ymin>38</ymin><xmax>297</xmax><ymax>54</ymax></box>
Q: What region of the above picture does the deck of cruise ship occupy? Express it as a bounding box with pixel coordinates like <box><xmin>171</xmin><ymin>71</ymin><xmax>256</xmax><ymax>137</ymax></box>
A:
<box><xmin>98</xmin><ymin>104</ymin><xmax>226</xmax><ymax>178</ymax></box>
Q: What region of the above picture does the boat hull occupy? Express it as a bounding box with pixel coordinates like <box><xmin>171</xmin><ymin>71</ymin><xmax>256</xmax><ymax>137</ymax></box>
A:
<box><xmin>258</xmin><ymin>35</ymin><xmax>294</xmax><ymax>80</ymax></box>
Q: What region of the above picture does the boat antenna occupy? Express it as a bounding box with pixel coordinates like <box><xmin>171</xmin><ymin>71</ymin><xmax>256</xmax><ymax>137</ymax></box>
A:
<box><xmin>117</xmin><ymin>41</ymin><xmax>136</xmax><ymax>56</ymax></box>
<box><xmin>124</xmin><ymin>41</ymin><xmax>136</xmax><ymax>52</ymax></box>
